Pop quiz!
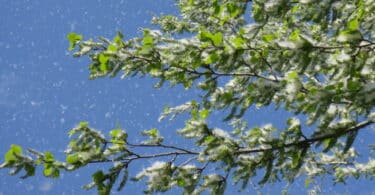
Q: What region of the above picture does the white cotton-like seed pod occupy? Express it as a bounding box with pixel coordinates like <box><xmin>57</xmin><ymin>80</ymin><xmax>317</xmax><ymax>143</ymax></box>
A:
<box><xmin>148</xmin><ymin>161</ymin><xmax>167</xmax><ymax>171</ymax></box>
<box><xmin>337</xmin><ymin>51</ymin><xmax>351</xmax><ymax>62</ymax></box>
<box><xmin>212</xmin><ymin>128</ymin><xmax>230</xmax><ymax>139</ymax></box>
<box><xmin>299</xmin><ymin>0</ymin><xmax>314</xmax><ymax>4</ymax></box>
<box><xmin>285</xmin><ymin>80</ymin><xmax>302</xmax><ymax>101</ymax></box>
<box><xmin>360</xmin><ymin>65</ymin><xmax>373</xmax><ymax>75</ymax></box>
<box><xmin>326</xmin><ymin>105</ymin><xmax>337</xmax><ymax>117</ymax></box>
<box><xmin>149</xmin><ymin>30</ymin><xmax>162</xmax><ymax>37</ymax></box>
<box><xmin>264</xmin><ymin>0</ymin><xmax>282</xmax><ymax>12</ymax></box>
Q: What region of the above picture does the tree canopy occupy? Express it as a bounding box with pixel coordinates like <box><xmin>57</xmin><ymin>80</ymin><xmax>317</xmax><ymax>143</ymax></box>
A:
<box><xmin>1</xmin><ymin>0</ymin><xmax>375</xmax><ymax>194</ymax></box>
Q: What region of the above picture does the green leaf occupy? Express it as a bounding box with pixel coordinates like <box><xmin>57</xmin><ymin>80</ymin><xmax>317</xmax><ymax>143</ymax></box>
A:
<box><xmin>263</xmin><ymin>34</ymin><xmax>276</xmax><ymax>42</ymax></box>
<box><xmin>113</xmin><ymin>31</ymin><xmax>124</xmax><ymax>46</ymax></box>
<box><xmin>204</xmin><ymin>52</ymin><xmax>220</xmax><ymax>64</ymax></box>
<box><xmin>22</xmin><ymin>164</ymin><xmax>36</xmax><ymax>179</ymax></box>
<box><xmin>141</xmin><ymin>35</ymin><xmax>154</xmax><ymax>54</ymax></box>
<box><xmin>199</xmin><ymin>30</ymin><xmax>223</xmax><ymax>46</ymax></box>
<box><xmin>98</xmin><ymin>54</ymin><xmax>110</xmax><ymax>72</ymax></box>
<box><xmin>44</xmin><ymin>152</ymin><xmax>54</xmax><ymax>163</ymax></box>
<box><xmin>143</xmin><ymin>36</ymin><xmax>154</xmax><ymax>46</ymax></box>
<box><xmin>5</xmin><ymin>144</ymin><xmax>23</xmax><ymax>162</ymax></box>
<box><xmin>348</xmin><ymin>18</ymin><xmax>359</xmax><ymax>31</ymax></box>
<box><xmin>117</xmin><ymin>169</ymin><xmax>128</xmax><ymax>191</ymax></box>
<box><xmin>110</xmin><ymin>129</ymin><xmax>122</xmax><ymax>137</ymax></box>
<box><xmin>199</xmin><ymin>109</ymin><xmax>210</xmax><ymax>119</ymax></box>
<box><xmin>93</xmin><ymin>170</ymin><xmax>105</xmax><ymax>183</ymax></box>
<box><xmin>204</xmin><ymin>135</ymin><xmax>215</xmax><ymax>145</ymax></box>
<box><xmin>52</xmin><ymin>169</ymin><xmax>60</xmax><ymax>178</ymax></box>
<box><xmin>43</xmin><ymin>164</ymin><xmax>53</xmax><ymax>177</ymax></box>
<box><xmin>107</xmin><ymin>44</ymin><xmax>118</xmax><ymax>52</ymax></box>
<box><xmin>259</xmin><ymin>158</ymin><xmax>273</xmax><ymax>184</ymax></box>
<box><xmin>226</xmin><ymin>2</ymin><xmax>240</xmax><ymax>17</ymax></box>
<box><xmin>287</xmin><ymin>71</ymin><xmax>298</xmax><ymax>80</ymax></box>
<box><xmin>66</xmin><ymin>153</ymin><xmax>80</xmax><ymax>164</ymax></box>
<box><xmin>347</xmin><ymin>80</ymin><xmax>361</xmax><ymax>91</ymax></box>
<box><xmin>67</xmin><ymin>32</ymin><xmax>83</xmax><ymax>51</ymax></box>
<box><xmin>323</xmin><ymin>138</ymin><xmax>337</xmax><ymax>153</ymax></box>
<box><xmin>290</xmin><ymin>30</ymin><xmax>300</xmax><ymax>41</ymax></box>
<box><xmin>211</xmin><ymin>32</ymin><xmax>223</xmax><ymax>46</ymax></box>
<box><xmin>79</xmin><ymin>121</ymin><xmax>88</xmax><ymax>128</ymax></box>
<box><xmin>110</xmin><ymin>129</ymin><xmax>127</xmax><ymax>144</ymax></box>
<box><xmin>177</xmin><ymin>178</ymin><xmax>186</xmax><ymax>186</ymax></box>
<box><xmin>199</xmin><ymin>30</ymin><xmax>212</xmax><ymax>42</ymax></box>
<box><xmin>232</xmin><ymin>36</ymin><xmax>245</xmax><ymax>48</ymax></box>
<box><xmin>99</xmin><ymin>54</ymin><xmax>109</xmax><ymax>64</ymax></box>
<box><xmin>343</xmin><ymin>131</ymin><xmax>358</xmax><ymax>153</ymax></box>
<box><xmin>142</xmin><ymin>128</ymin><xmax>158</xmax><ymax>137</ymax></box>
<box><xmin>100</xmin><ymin>63</ymin><xmax>109</xmax><ymax>72</ymax></box>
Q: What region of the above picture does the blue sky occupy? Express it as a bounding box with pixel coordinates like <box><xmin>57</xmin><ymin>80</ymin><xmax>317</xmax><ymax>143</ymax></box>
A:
<box><xmin>0</xmin><ymin>0</ymin><xmax>374</xmax><ymax>194</ymax></box>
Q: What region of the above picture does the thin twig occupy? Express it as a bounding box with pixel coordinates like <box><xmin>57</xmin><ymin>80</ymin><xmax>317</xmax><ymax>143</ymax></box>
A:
<box><xmin>127</xmin><ymin>143</ymin><xmax>198</xmax><ymax>154</ymax></box>
<box><xmin>237</xmin><ymin>120</ymin><xmax>374</xmax><ymax>154</ymax></box>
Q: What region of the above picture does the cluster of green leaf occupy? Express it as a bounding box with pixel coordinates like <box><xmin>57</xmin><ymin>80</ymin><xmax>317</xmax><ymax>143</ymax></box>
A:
<box><xmin>2</xmin><ymin>0</ymin><xmax>375</xmax><ymax>194</ymax></box>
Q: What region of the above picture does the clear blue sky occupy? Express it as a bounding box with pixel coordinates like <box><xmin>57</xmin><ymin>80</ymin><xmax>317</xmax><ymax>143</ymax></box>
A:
<box><xmin>0</xmin><ymin>0</ymin><xmax>373</xmax><ymax>194</ymax></box>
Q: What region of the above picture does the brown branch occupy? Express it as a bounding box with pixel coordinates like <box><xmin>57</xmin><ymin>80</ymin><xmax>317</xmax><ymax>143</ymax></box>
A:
<box><xmin>89</xmin><ymin>151</ymin><xmax>197</xmax><ymax>164</ymax></box>
<box><xmin>127</xmin><ymin>143</ymin><xmax>198</xmax><ymax>154</ymax></box>
<box><xmin>89</xmin><ymin>120</ymin><xmax>373</xmax><ymax>167</ymax></box>
<box><xmin>237</xmin><ymin>120</ymin><xmax>374</xmax><ymax>154</ymax></box>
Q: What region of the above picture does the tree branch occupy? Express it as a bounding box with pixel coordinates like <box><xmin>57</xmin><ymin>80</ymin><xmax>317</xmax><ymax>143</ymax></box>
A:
<box><xmin>237</xmin><ymin>120</ymin><xmax>374</xmax><ymax>154</ymax></box>
<box><xmin>127</xmin><ymin>143</ymin><xmax>199</xmax><ymax>154</ymax></box>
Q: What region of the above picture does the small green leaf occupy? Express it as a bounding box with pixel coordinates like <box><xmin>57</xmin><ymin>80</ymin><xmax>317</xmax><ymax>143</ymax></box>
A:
<box><xmin>211</xmin><ymin>32</ymin><xmax>223</xmax><ymax>46</ymax></box>
<box><xmin>287</xmin><ymin>71</ymin><xmax>298</xmax><ymax>79</ymax></box>
<box><xmin>204</xmin><ymin>135</ymin><xmax>215</xmax><ymax>145</ymax></box>
<box><xmin>204</xmin><ymin>52</ymin><xmax>220</xmax><ymax>64</ymax></box>
<box><xmin>43</xmin><ymin>165</ymin><xmax>53</xmax><ymax>176</ymax></box>
<box><xmin>323</xmin><ymin>138</ymin><xmax>337</xmax><ymax>153</ymax></box>
<box><xmin>177</xmin><ymin>178</ymin><xmax>186</xmax><ymax>186</ymax></box>
<box><xmin>67</xmin><ymin>32</ymin><xmax>83</xmax><ymax>51</ymax></box>
<box><xmin>141</xmin><ymin>35</ymin><xmax>154</xmax><ymax>54</ymax></box>
<box><xmin>44</xmin><ymin>152</ymin><xmax>54</xmax><ymax>163</ymax></box>
<box><xmin>263</xmin><ymin>34</ymin><xmax>276</xmax><ymax>42</ymax></box>
<box><xmin>226</xmin><ymin>2</ymin><xmax>240</xmax><ymax>17</ymax></box>
<box><xmin>79</xmin><ymin>121</ymin><xmax>88</xmax><ymax>128</ymax></box>
<box><xmin>51</xmin><ymin>169</ymin><xmax>60</xmax><ymax>178</ymax></box>
<box><xmin>22</xmin><ymin>164</ymin><xmax>36</xmax><ymax>179</ymax></box>
<box><xmin>142</xmin><ymin>128</ymin><xmax>158</xmax><ymax>137</ymax></box>
<box><xmin>343</xmin><ymin>131</ymin><xmax>358</xmax><ymax>153</ymax></box>
<box><xmin>347</xmin><ymin>80</ymin><xmax>361</xmax><ymax>91</ymax></box>
<box><xmin>290</xmin><ymin>30</ymin><xmax>300</xmax><ymax>41</ymax></box>
<box><xmin>113</xmin><ymin>32</ymin><xmax>124</xmax><ymax>45</ymax></box>
<box><xmin>143</xmin><ymin>36</ymin><xmax>154</xmax><ymax>46</ymax></box>
<box><xmin>5</xmin><ymin>144</ymin><xmax>23</xmax><ymax>162</ymax></box>
<box><xmin>93</xmin><ymin>170</ymin><xmax>105</xmax><ymax>183</ymax></box>
<box><xmin>259</xmin><ymin>158</ymin><xmax>273</xmax><ymax>184</ymax></box>
<box><xmin>232</xmin><ymin>36</ymin><xmax>245</xmax><ymax>48</ymax></box>
<box><xmin>107</xmin><ymin>44</ymin><xmax>118</xmax><ymax>52</ymax></box>
<box><xmin>199</xmin><ymin>109</ymin><xmax>210</xmax><ymax>119</ymax></box>
<box><xmin>99</xmin><ymin>54</ymin><xmax>109</xmax><ymax>64</ymax></box>
<box><xmin>110</xmin><ymin>129</ymin><xmax>127</xmax><ymax>142</ymax></box>
<box><xmin>199</xmin><ymin>30</ymin><xmax>223</xmax><ymax>46</ymax></box>
<box><xmin>110</xmin><ymin>129</ymin><xmax>122</xmax><ymax>137</ymax></box>
<box><xmin>199</xmin><ymin>30</ymin><xmax>212</xmax><ymax>42</ymax></box>
<box><xmin>99</xmin><ymin>63</ymin><xmax>109</xmax><ymax>72</ymax></box>
<box><xmin>66</xmin><ymin>153</ymin><xmax>80</xmax><ymax>164</ymax></box>
<box><xmin>348</xmin><ymin>18</ymin><xmax>359</xmax><ymax>31</ymax></box>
